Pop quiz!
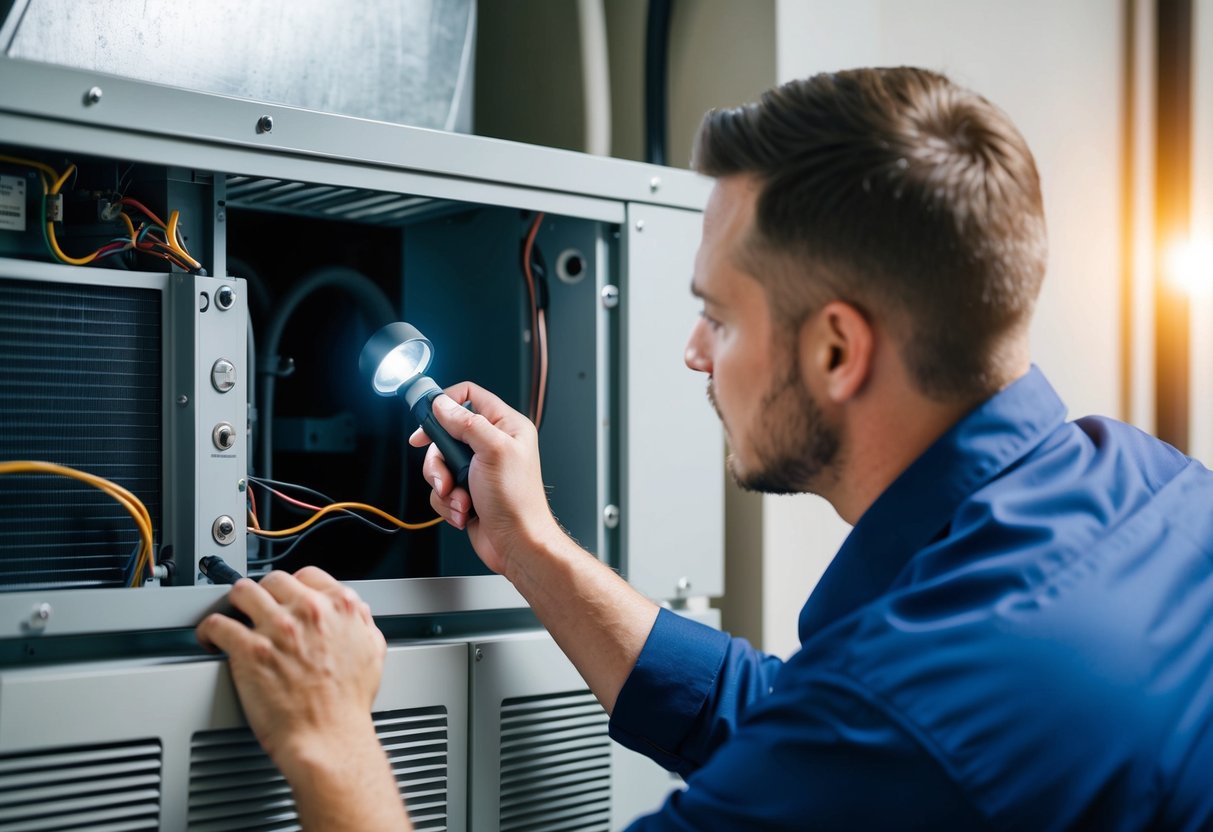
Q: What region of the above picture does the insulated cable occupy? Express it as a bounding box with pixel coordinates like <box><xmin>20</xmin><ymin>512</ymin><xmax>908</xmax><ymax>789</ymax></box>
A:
<box><xmin>0</xmin><ymin>460</ymin><xmax>156</xmax><ymax>586</ymax></box>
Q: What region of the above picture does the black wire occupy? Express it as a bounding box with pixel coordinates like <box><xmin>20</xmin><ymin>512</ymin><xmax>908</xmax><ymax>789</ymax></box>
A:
<box><xmin>248</xmin><ymin>513</ymin><xmax>397</xmax><ymax>567</ymax></box>
<box><xmin>246</xmin><ymin>475</ymin><xmax>398</xmax><ymax>535</ymax></box>
<box><xmin>645</xmin><ymin>0</ymin><xmax>674</xmax><ymax>165</ymax></box>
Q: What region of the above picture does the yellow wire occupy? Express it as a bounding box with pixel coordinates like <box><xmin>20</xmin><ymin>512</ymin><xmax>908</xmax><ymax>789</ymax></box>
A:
<box><xmin>0</xmin><ymin>154</ymin><xmax>59</xmax><ymax>183</ymax></box>
<box><xmin>118</xmin><ymin>211</ymin><xmax>136</xmax><ymax>245</ymax></box>
<box><xmin>164</xmin><ymin>210</ymin><xmax>201</xmax><ymax>269</ymax></box>
<box><xmin>0</xmin><ymin>461</ymin><xmax>155</xmax><ymax>585</ymax></box>
<box><xmin>251</xmin><ymin>501</ymin><xmax>445</xmax><ymax>538</ymax></box>
<box><xmin>45</xmin><ymin>164</ymin><xmax>99</xmax><ymax>266</ymax></box>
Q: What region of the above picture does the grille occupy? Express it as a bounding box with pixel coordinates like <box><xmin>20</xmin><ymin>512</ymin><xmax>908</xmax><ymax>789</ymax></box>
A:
<box><xmin>225</xmin><ymin>176</ymin><xmax>457</xmax><ymax>226</ymax></box>
<box><xmin>188</xmin><ymin>706</ymin><xmax>448</xmax><ymax>831</ymax></box>
<box><xmin>0</xmin><ymin>278</ymin><xmax>162</xmax><ymax>590</ymax></box>
<box><xmin>499</xmin><ymin>690</ymin><xmax>611</xmax><ymax>832</ymax></box>
<box><xmin>0</xmin><ymin>738</ymin><xmax>162</xmax><ymax>830</ymax></box>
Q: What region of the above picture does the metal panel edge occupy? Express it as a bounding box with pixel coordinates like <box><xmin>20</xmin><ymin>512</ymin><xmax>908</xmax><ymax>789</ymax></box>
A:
<box><xmin>0</xmin><ymin>575</ymin><xmax>526</xmax><ymax>638</ymax></box>
<box><xmin>0</xmin><ymin>57</ymin><xmax>712</xmax><ymax>211</ymax></box>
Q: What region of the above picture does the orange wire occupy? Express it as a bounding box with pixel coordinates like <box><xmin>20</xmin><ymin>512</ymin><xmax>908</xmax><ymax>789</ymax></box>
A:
<box><xmin>522</xmin><ymin>213</ymin><xmax>544</xmax><ymax>421</ymax></box>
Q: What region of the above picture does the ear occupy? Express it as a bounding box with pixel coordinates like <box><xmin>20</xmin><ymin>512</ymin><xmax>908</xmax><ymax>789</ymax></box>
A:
<box><xmin>798</xmin><ymin>301</ymin><xmax>874</xmax><ymax>403</ymax></box>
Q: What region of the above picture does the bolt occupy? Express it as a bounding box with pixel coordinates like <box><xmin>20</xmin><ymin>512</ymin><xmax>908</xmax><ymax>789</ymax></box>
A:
<box><xmin>601</xmin><ymin>284</ymin><xmax>619</xmax><ymax>309</ymax></box>
<box><xmin>676</xmin><ymin>576</ymin><xmax>692</xmax><ymax>594</ymax></box>
<box><xmin>431</xmin><ymin>624</ymin><xmax>443</xmax><ymax>636</ymax></box>
<box><xmin>216</xmin><ymin>208</ymin><xmax>226</xmax><ymax>223</ymax></box>
<box><xmin>634</xmin><ymin>219</ymin><xmax>645</xmax><ymax>232</ymax></box>
<box><xmin>603</xmin><ymin>504</ymin><xmax>620</xmax><ymax>529</ymax></box>
<box><xmin>475</xmin><ymin>647</ymin><xmax>484</xmax><ymax>662</ymax></box>
<box><xmin>256</xmin><ymin>115</ymin><xmax>274</xmax><ymax>134</ymax></box>
<box><xmin>28</xmin><ymin>603</ymin><xmax>51</xmax><ymax>631</ymax></box>
<box><xmin>177</xmin><ymin>394</ymin><xmax>189</xmax><ymax>407</ymax></box>
<box><xmin>84</xmin><ymin>86</ymin><xmax>102</xmax><ymax>106</ymax></box>
<box><xmin>649</xmin><ymin>176</ymin><xmax>661</xmax><ymax>193</ymax></box>
<box><xmin>237</xmin><ymin>478</ymin><xmax>247</xmax><ymax>492</ymax></box>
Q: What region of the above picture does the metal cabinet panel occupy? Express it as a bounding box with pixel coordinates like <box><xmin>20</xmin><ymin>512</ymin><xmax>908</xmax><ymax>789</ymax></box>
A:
<box><xmin>0</xmin><ymin>641</ymin><xmax>468</xmax><ymax>830</ymax></box>
<box><xmin>623</xmin><ymin>204</ymin><xmax>725</xmax><ymax>601</ymax></box>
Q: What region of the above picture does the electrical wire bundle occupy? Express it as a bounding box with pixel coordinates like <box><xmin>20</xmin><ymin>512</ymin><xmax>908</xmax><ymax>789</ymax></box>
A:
<box><xmin>0</xmin><ymin>461</ymin><xmax>158</xmax><ymax>588</ymax></box>
<box><xmin>245</xmin><ymin>475</ymin><xmax>443</xmax><ymax>568</ymax></box>
<box><xmin>0</xmin><ymin>154</ymin><xmax>202</xmax><ymax>272</ymax></box>
<box><xmin>522</xmin><ymin>212</ymin><xmax>550</xmax><ymax>428</ymax></box>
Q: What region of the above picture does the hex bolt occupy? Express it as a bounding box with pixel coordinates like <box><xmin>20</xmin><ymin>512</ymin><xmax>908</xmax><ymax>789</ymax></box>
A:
<box><xmin>84</xmin><ymin>86</ymin><xmax>102</xmax><ymax>106</ymax></box>
<box><xmin>601</xmin><ymin>284</ymin><xmax>620</xmax><ymax>309</ymax></box>
<box><xmin>256</xmin><ymin>115</ymin><xmax>274</xmax><ymax>134</ymax></box>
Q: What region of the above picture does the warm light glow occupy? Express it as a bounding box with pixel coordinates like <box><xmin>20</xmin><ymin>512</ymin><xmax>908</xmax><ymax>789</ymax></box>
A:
<box><xmin>1164</xmin><ymin>237</ymin><xmax>1213</xmax><ymax>297</ymax></box>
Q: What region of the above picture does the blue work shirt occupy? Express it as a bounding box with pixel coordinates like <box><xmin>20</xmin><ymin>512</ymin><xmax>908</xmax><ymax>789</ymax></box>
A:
<box><xmin>610</xmin><ymin>367</ymin><xmax>1213</xmax><ymax>830</ymax></box>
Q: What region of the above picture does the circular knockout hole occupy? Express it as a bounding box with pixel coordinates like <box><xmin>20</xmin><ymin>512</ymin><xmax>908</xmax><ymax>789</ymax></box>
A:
<box><xmin>556</xmin><ymin>248</ymin><xmax>587</xmax><ymax>284</ymax></box>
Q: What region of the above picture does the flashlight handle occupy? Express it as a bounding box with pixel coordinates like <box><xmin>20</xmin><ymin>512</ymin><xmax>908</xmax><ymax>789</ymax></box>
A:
<box><xmin>415</xmin><ymin>391</ymin><xmax>474</xmax><ymax>488</ymax></box>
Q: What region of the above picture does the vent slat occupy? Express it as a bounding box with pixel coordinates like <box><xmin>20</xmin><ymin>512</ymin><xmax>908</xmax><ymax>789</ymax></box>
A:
<box><xmin>0</xmin><ymin>738</ymin><xmax>161</xmax><ymax>831</ymax></box>
<box><xmin>188</xmin><ymin>707</ymin><xmax>446</xmax><ymax>828</ymax></box>
<box><xmin>498</xmin><ymin>690</ymin><xmax>610</xmax><ymax>832</ymax></box>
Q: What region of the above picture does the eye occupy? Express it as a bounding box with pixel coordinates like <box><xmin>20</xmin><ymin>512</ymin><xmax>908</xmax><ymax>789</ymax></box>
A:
<box><xmin>699</xmin><ymin>310</ymin><xmax>723</xmax><ymax>332</ymax></box>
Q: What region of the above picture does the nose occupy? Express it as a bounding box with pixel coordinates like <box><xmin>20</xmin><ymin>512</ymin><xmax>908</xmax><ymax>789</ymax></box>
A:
<box><xmin>684</xmin><ymin>317</ymin><xmax>712</xmax><ymax>374</ymax></box>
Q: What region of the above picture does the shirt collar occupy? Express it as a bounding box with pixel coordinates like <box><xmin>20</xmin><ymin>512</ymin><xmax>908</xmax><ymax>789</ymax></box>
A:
<box><xmin>798</xmin><ymin>365</ymin><xmax>1068</xmax><ymax>643</ymax></box>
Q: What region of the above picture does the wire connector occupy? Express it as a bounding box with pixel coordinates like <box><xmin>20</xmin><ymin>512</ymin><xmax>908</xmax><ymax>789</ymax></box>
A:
<box><xmin>46</xmin><ymin>193</ymin><xmax>63</xmax><ymax>222</ymax></box>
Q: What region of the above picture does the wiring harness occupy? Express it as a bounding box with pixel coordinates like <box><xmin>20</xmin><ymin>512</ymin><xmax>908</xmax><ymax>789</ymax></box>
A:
<box><xmin>0</xmin><ymin>154</ymin><xmax>203</xmax><ymax>272</ymax></box>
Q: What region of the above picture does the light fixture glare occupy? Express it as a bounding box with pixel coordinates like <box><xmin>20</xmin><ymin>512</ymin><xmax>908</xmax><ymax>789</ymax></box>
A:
<box><xmin>372</xmin><ymin>340</ymin><xmax>431</xmax><ymax>394</ymax></box>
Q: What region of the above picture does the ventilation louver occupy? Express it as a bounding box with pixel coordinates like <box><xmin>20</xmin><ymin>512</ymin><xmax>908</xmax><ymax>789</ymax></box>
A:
<box><xmin>0</xmin><ymin>738</ymin><xmax>162</xmax><ymax>830</ymax></box>
<box><xmin>188</xmin><ymin>706</ymin><xmax>448</xmax><ymax>831</ymax></box>
<box><xmin>499</xmin><ymin>690</ymin><xmax>611</xmax><ymax>832</ymax></box>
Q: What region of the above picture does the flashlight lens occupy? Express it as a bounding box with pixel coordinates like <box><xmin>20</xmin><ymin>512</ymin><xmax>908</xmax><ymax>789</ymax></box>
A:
<box><xmin>373</xmin><ymin>340</ymin><xmax>431</xmax><ymax>394</ymax></box>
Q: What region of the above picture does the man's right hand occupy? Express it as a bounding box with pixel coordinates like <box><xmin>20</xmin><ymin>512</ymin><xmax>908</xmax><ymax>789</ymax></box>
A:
<box><xmin>408</xmin><ymin>381</ymin><xmax>562</xmax><ymax>579</ymax></box>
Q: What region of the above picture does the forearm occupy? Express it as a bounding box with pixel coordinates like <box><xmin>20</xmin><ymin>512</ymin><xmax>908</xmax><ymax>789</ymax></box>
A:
<box><xmin>507</xmin><ymin>528</ymin><xmax>660</xmax><ymax>715</ymax></box>
<box><xmin>280</xmin><ymin>718</ymin><xmax>411</xmax><ymax>831</ymax></box>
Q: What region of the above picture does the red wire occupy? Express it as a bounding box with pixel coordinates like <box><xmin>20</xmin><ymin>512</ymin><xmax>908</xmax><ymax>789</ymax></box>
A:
<box><xmin>522</xmin><ymin>213</ymin><xmax>544</xmax><ymax>421</ymax></box>
<box><xmin>536</xmin><ymin>309</ymin><xmax>549</xmax><ymax>429</ymax></box>
<box><xmin>248</xmin><ymin>486</ymin><xmax>260</xmax><ymax>528</ymax></box>
<box><xmin>119</xmin><ymin>197</ymin><xmax>168</xmax><ymax>230</ymax></box>
<box><xmin>262</xmin><ymin>482</ymin><xmax>323</xmax><ymax>512</ymax></box>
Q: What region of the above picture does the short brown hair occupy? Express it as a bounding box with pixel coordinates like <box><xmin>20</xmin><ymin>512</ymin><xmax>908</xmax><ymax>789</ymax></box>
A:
<box><xmin>693</xmin><ymin>67</ymin><xmax>1047</xmax><ymax>401</ymax></box>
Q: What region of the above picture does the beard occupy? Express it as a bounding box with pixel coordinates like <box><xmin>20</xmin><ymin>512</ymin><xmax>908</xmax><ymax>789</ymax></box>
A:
<box><xmin>707</xmin><ymin>356</ymin><xmax>839</xmax><ymax>495</ymax></box>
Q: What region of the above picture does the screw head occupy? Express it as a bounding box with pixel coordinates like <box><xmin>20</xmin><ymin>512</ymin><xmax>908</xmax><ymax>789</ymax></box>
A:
<box><xmin>177</xmin><ymin>394</ymin><xmax>190</xmax><ymax>407</ymax></box>
<box><xmin>649</xmin><ymin>176</ymin><xmax>661</xmax><ymax>192</ymax></box>
<box><xmin>216</xmin><ymin>208</ymin><xmax>226</xmax><ymax>223</ymax></box>
<box><xmin>634</xmin><ymin>219</ymin><xmax>645</xmax><ymax>232</ymax></box>
<box><xmin>601</xmin><ymin>284</ymin><xmax>619</xmax><ymax>309</ymax></box>
<box><xmin>84</xmin><ymin>86</ymin><xmax>102</xmax><ymax>106</ymax></box>
<box><xmin>256</xmin><ymin>115</ymin><xmax>274</xmax><ymax>134</ymax></box>
<box><xmin>676</xmin><ymin>576</ymin><xmax>692</xmax><ymax>594</ymax></box>
<box><xmin>475</xmin><ymin>647</ymin><xmax>484</xmax><ymax>662</ymax></box>
<box><xmin>237</xmin><ymin>478</ymin><xmax>247</xmax><ymax>492</ymax></box>
<box><xmin>28</xmin><ymin>603</ymin><xmax>51</xmax><ymax>631</ymax></box>
<box><xmin>603</xmin><ymin>504</ymin><xmax>620</xmax><ymax>529</ymax></box>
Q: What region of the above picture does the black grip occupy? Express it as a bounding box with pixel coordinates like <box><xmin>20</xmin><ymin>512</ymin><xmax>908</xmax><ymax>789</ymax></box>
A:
<box><xmin>417</xmin><ymin>394</ymin><xmax>474</xmax><ymax>487</ymax></box>
<box><xmin>199</xmin><ymin>555</ymin><xmax>244</xmax><ymax>585</ymax></box>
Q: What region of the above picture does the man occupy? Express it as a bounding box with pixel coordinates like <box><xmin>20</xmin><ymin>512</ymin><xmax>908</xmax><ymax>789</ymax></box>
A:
<box><xmin>197</xmin><ymin>68</ymin><xmax>1213</xmax><ymax>829</ymax></box>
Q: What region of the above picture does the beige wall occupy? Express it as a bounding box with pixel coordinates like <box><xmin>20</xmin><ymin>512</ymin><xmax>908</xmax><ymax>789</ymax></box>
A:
<box><xmin>474</xmin><ymin>0</ymin><xmax>776</xmax><ymax>167</ymax></box>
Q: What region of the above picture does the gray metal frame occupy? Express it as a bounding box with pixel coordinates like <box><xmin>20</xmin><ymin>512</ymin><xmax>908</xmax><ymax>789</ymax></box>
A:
<box><xmin>0</xmin><ymin>55</ymin><xmax>718</xmax><ymax>638</ymax></box>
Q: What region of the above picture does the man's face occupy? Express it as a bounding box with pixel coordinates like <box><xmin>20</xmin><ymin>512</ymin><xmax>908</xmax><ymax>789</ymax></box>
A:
<box><xmin>685</xmin><ymin>177</ymin><xmax>839</xmax><ymax>494</ymax></box>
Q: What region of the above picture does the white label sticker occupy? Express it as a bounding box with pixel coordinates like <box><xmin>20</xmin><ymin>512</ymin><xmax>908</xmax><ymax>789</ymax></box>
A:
<box><xmin>0</xmin><ymin>175</ymin><xmax>26</xmax><ymax>232</ymax></box>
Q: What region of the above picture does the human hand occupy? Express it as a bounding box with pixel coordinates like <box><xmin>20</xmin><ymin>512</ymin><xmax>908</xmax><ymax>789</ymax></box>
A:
<box><xmin>194</xmin><ymin>567</ymin><xmax>387</xmax><ymax>781</ymax></box>
<box><xmin>408</xmin><ymin>381</ymin><xmax>562</xmax><ymax>578</ymax></box>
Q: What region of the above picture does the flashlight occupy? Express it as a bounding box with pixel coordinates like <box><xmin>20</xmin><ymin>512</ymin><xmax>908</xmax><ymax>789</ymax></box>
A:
<box><xmin>359</xmin><ymin>322</ymin><xmax>474</xmax><ymax>487</ymax></box>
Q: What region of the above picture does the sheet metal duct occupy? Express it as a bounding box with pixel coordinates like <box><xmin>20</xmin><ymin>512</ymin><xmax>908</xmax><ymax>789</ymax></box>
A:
<box><xmin>1</xmin><ymin>0</ymin><xmax>476</xmax><ymax>132</ymax></box>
